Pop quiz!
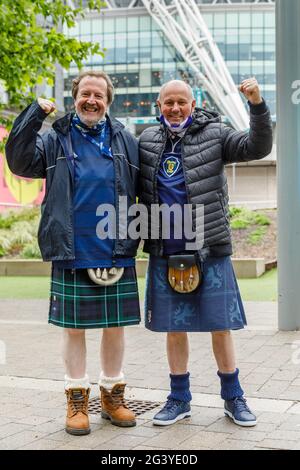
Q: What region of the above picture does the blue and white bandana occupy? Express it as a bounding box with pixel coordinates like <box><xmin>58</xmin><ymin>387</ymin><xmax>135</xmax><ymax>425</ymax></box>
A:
<box><xmin>72</xmin><ymin>114</ymin><xmax>113</xmax><ymax>159</ymax></box>
<box><xmin>159</xmin><ymin>115</ymin><xmax>193</xmax><ymax>134</ymax></box>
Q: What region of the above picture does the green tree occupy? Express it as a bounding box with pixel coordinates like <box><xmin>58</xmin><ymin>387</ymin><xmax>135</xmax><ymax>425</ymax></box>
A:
<box><xmin>0</xmin><ymin>0</ymin><xmax>104</xmax><ymax>127</ymax></box>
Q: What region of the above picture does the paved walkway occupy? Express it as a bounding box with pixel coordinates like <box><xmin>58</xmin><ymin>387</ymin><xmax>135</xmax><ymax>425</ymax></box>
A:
<box><xmin>0</xmin><ymin>299</ymin><xmax>300</xmax><ymax>450</ymax></box>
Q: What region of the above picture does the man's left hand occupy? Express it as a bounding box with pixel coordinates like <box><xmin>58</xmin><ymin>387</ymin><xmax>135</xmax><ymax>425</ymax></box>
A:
<box><xmin>239</xmin><ymin>77</ymin><xmax>263</xmax><ymax>105</ymax></box>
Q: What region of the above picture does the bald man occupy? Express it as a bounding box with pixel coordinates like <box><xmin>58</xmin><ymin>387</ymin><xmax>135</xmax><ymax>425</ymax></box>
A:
<box><xmin>139</xmin><ymin>79</ymin><xmax>273</xmax><ymax>427</ymax></box>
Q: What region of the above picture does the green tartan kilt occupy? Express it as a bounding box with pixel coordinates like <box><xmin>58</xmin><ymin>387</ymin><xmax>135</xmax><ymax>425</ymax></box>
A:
<box><xmin>48</xmin><ymin>265</ymin><xmax>141</xmax><ymax>329</ymax></box>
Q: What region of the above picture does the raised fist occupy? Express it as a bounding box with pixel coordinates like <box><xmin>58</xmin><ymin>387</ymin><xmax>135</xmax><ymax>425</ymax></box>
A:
<box><xmin>239</xmin><ymin>77</ymin><xmax>263</xmax><ymax>105</ymax></box>
<box><xmin>37</xmin><ymin>98</ymin><xmax>56</xmax><ymax>115</ymax></box>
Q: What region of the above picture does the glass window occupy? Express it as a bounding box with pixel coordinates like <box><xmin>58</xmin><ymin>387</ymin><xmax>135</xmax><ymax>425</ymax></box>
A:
<box><xmin>202</xmin><ymin>13</ymin><xmax>213</xmax><ymax>28</ymax></box>
<box><xmin>152</xmin><ymin>47</ymin><xmax>164</xmax><ymax>62</ymax></box>
<box><xmin>115</xmin><ymin>48</ymin><xmax>127</xmax><ymax>64</ymax></box>
<box><xmin>104</xmin><ymin>19</ymin><xmax>115</xmax><ymax>33</ymax></box>
<box><xmin>64</xmin><ymin>96</ymin><xmax>74</xmax><ymax>112</ymax></box>
<box><xmin>239</xmin><ymin>44</ymin><xmax>251</xmax><ymax>60</ymax></box>
<box><xmin>92</xmin><ymin>34</ymin><xmax>102</xmax><ymax>46</ymax></box>
<box><xmin>140</xmin><ymin>69</ymin><xmax>151</xmax><ymax>87</ymax></box>
<box><xmin>213</xmin><ymin>13</ymin><xmax>225</xmax><ymax>28</ymax></box>
<box><xmin>115</xmin><ymin>17</ymin><xmax>126</xmax><ymax>32</ymax></box>
<box><xmin>252</xmin><ymin>64</ymin><xmax>264</xmax><ymax>74</ymax></box>
<box><xmin>226</xmin><ymin>13</ymin><xmax>238</xmax><ymax>28</ymax></box>
<box><xmin>239</xmin><ymin>32</ymin><xmax>251</xmax><ymax>44</ymax></box>
<box><xmin>252</xmin><ymin>33</ymin><xmax>264</xmax><ymax>44</ymax></box>
<box><xmin>92</xmin><ymin>19</ymin><xmax>103</xmax><ymax>35</ymax></box>
<box><xmin>214</xmin><ymin>29</ymin><xmax>226</xmax><ymax>41</ymax></box>
<box><xmin>226</xmin><ymin>44</ymin><xmax>239</xmax><ymax>60</ymax></box>
<box><xmin>91</xmin><ymin>53</ymin><xmax>104</xmax><ymax>65</ymax></box>
<box><xmin>140</xmin><ymin>48</ymin><xmax>151</xmax><ymax>63</ymax></box>
<box><xmin>128</xmin><ymin>17</ymin><xmax>139</xmax><ymax>31</ymax></box>
<box><xmin>103</xmin><ymin>49</ymin><xmax>114</xmax><ymax>65</ymax></box>
<box><xmin>226</xmin><ymin>30</ymin><xmax>238</xmax><ymax>44</ymax></box>
<box><xmin>140</xmin><ymin>16</ymin><xmax>151</xmax><ymax>31</ymax></box>
<box><xmin>110</xmin><ymin>93</ymin><xmax>156</xmax><ymax>118</ymax></box>
<box><xmin>128</xmin><ymin>32</ymin><xmax>139</xmax><ymax>48</ymax></box>
<box><xmin>164</xmin><ymin>49</ymin><xmax>175</xmax><ymax>63</ymax></box>
<box><xmin>128</xmin><ymin>49</ymin><xmax>139</xmax><ymax>64</ymax></box>
<box><xmin>103</xmin><ymin>34</ymin><xmax>114</xmax><ymax>49</ymax></box>
<box><xmin>251</xmin><ymin>46</ymin><xmax>264</xmax><ymax>60</ymax></box>
<box><xmin>239</xmin><ymin>13</ymin><xmax>251</xmax><ymax>28</ymax></box>
<box><xmin>152</xmin><ymin>71</ymin><xmax>163</xmax><ymax>86</ymax></box>
<box><xmin>265</xmin><ymin>31</ymin><xmax>275</xmax><ymax>44</ymax></box>
<box><xmin>265</xmin><ymin>12</ymin><xmax>275</xmax><ymax>28</ymax></box>
<box><xmin>140</xmin><ymin>31</ymin><xmax>151</xmax><ymax>47</ymax></box>
<box><xmin>80</xmin><ymin>20</ymin><xmax>91</xmax><ymax>35</ymax></box>
<box><xmin>111</xmin><ymin>73</ymin><xmax>139</xmax><ymax>88</ymax></box>
<box><xmin>152</xmin><ymin>31</ymin><xmax>163</xmax><ymax>47</ymax></box>
<box><xmin>252</xmin><ymin>13</ymin><xmax>264</xmax><ymax>28</ymax></box>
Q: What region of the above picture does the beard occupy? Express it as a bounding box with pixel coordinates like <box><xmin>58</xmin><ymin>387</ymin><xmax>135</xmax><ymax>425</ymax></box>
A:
<box><xmin>76</xmin><ymin>109</ymin><xmax>105</xmax><ymax>128</ymax></box>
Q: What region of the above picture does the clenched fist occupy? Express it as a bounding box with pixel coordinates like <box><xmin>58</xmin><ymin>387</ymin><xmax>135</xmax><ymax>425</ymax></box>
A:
<box><xmin>37</xmin><ymin>98</ymin><xmax>56</xmax><ymax>115</ymax></box>
<box><xmin>239</xmin><ymin>77</ymin><xmax>263</xmax><ymax>105</ymax></box>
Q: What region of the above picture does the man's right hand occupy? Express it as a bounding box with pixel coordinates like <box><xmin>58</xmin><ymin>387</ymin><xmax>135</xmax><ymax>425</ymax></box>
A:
<box><xmin>37</xmin><ymin>98</ymin><xmax>56</xmax><ymax>115</ymax></box>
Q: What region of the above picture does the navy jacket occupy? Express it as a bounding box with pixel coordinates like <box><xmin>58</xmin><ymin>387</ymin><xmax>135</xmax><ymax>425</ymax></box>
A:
<box><xmin>5</xmin><ymin>101</ymin><xmax>140</xmax><ymax>262</ymax></box>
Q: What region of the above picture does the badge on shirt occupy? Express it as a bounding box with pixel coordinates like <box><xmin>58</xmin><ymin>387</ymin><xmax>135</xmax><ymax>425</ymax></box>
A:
<box><xmin>163</xmin><ymin>155</ymin><xmax>180</xmax><ymax>178</ymax></box>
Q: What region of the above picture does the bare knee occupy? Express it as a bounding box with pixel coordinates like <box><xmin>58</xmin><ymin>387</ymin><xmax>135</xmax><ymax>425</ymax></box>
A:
<box><xmin>211</xmin><ymin>330</ymin><xmax>231</xmax><ymax>339</ymax></box>
<box><xmin>167</xmin><ymin>332</ymin><xmax>187</xmax><ymax>343</ymax></box>
<box><xmin>102</xmin><ymin>327</ymin><xmax>124</xmax><ymax>337</ymax></box>
<box><xmin>64</xmin><ymin>328</ymin><xmax>85</xmax><ymax>338</ymax></box>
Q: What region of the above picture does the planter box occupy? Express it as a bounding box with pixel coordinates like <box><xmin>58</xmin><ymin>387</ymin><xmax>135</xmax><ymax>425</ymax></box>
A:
<box><xmin>232</xmin><ymin>258</ymin><xmax>265</xmax><ymax>279</ymax></box>
<box><xmin>0</xmin><ymin>257</ymin><xmax>266</xmax><ymax>279</ymax></box>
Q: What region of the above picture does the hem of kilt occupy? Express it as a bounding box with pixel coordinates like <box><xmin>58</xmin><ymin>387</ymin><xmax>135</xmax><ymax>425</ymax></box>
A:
<box><xmin>144</xmin><ymin>323</ymin><xmax>246</xmax><ymax>333</ymax></box>
<box><xmin>48</xmin><ymin>319</ymin><xmax>141</xmax><ymax>329</ymax></box>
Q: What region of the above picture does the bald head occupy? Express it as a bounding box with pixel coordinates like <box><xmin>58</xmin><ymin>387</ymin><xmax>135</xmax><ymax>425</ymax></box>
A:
<box><xmin>157</xmin><ymin>80</ymin><xmax>196</xmax><ymax>126</ymax></box>
<box><xmin>158</xmin><ymin>80</ymin><xmax>194</xmax><ymax>101</ymax></box>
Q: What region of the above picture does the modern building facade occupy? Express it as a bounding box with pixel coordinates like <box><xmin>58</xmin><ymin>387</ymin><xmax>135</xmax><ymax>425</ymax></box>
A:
<box><xmin>62</xmin><ymin>0</ymin><xmax>276</xmax><ymax>205</ymax></box>
<box><xmin>63</xmin><ymin>0</ymin><xmax>276</xmax><ymax>125</ymax></box>
<box><xmin>0</xmin><ymin>0</ymin><xmax>276</xmax><ymax>208</ymax></box>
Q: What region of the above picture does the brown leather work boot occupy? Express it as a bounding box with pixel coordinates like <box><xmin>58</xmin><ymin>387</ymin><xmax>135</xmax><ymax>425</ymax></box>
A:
<box><xmin>100</xmin><ymin>383</ymin><xmax>136</xmax><ymax>427</ymax></box>
<box><xmin>65</xmin><ymin>387</ymin><xmax>91</xmax><ymax>435</ymax></box>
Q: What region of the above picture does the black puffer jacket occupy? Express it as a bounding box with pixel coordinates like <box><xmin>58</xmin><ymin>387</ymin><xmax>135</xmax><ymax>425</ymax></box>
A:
<box><xmin>5</xmin><ymin>101</ymin><xmax>140</xmax><ymax>262</ymax></box>
<box><xmin>139</xmin><ymin>103</ymin><xmax>273</xmax><ymax>258</ymax></box>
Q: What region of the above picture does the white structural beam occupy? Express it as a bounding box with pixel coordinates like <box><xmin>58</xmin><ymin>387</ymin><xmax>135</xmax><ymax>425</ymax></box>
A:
<box><xmin>141</xmin><ymin>0</ymin><xmax>250</xmax><ymax>130</ymax></box>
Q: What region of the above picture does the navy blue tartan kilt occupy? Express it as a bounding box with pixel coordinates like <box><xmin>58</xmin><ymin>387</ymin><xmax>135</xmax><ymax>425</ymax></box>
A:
<box><xmin>49</xmin><ymin>265</ymin><xmax>141</xmax><ymax>329</ymax></box>
<box><xmin>145</xmin><ymin>255</ymin><xmax>247</xmax><ymax>333</ymax></box>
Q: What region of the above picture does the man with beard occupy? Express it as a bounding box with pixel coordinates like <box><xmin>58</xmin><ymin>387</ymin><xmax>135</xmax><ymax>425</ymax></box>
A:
<box><xmin>6</xmin><ymin>71</ymin><xmax>141</xmax><ymax>435</ymax></box>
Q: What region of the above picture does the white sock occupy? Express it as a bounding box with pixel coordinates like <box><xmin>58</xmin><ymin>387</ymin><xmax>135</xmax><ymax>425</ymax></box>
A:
<box><xmin>64</xmin><ymin>374</ymin><xmax>90</xmax><ymax>390</ymax></box>
<box><xmin>98</xmin><ymin>371</ymin><xmax>125</xmax><ymax>390</ymax></box>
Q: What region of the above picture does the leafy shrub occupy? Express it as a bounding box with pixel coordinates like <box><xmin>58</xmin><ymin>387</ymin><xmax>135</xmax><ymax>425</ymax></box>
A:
<box><xmin>229</xmin><ymin>207</ymin><xmax>243</xmax><ymax>218</ymax></box>
<box><xmin>0</xmin><ymin>207</ymin><xmax>39</xmax><ymax>229</ymax></box>
<box><xmin>247</xmin><ymin>227</ymin><xmax>267</xmax><ymax>245</ymax></box>
<box><xmin>20</xmin><ymin>240</ymin><xmax>42</xmax><ymax>259</ymax></box>
<box><xmin>231</xmin><ymin>218</ymin><xmax>250</xmax><ymax>230</ymax></box>
<box><xmin>0</xmin><ymin>207</ymin><xmax>41</xmax><ymax>258</ymax></box>
<box><xmin>230</xmin><ymin>207</ymin><xmax>271</xmax><ymax>230</ymax></box>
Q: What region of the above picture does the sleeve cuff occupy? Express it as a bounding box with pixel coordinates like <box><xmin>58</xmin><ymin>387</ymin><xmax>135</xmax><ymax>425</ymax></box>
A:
<box><xmin>34</xmin><ymin>100</ymin><xmax>49</xmax><ymax>120</ymax></box>
<box><xmin>248</xmin><ymin>98</ymin><xmax>268</xmax><ymax>115</ymax></box>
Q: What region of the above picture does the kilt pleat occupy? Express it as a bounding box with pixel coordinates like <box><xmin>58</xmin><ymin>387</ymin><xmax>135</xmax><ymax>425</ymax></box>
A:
<box><xmin>49</xmin><ymin>265</ymin><xmax>141</xmax><ymax>329</ymax></box>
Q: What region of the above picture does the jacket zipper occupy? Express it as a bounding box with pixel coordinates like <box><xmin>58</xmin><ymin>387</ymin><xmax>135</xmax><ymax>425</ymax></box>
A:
<box><xmin>153</xmin><ymin>133</ymin><xmax>168</xmax><ymax>256</ymax></box>
<box><xmin>111</xmin><ymin>139</ymin><xmax>118</xmax><ymax>262</ymax></box>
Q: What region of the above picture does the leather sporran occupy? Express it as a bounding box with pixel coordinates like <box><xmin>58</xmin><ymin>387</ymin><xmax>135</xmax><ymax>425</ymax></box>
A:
<box><xmin>87</xmin><ymin>267</ymin><xmax>124</xmax><ymax>286</ymax></box>
<box><xmin>167</xmin><ymin>254</ymin><xmax>202</xmax><ymax>294</ymax></box>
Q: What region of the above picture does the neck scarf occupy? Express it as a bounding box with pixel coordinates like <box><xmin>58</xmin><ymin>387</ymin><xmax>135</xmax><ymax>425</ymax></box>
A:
<box><xmin>72</xmin><ymin>114</ymin><xmax>112</xmax><ymax>158</ymax></box>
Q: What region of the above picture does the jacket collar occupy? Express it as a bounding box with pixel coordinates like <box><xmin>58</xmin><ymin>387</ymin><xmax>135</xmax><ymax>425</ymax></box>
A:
<box><xmin>52</xmin><ymin>112</ymin><xmax>124</xmax><ymax>137</ymax></box>
<box><xmin>158</xmin><ymin>107</ymin><xmax>221</xmax><ymax>135</ymax></box>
